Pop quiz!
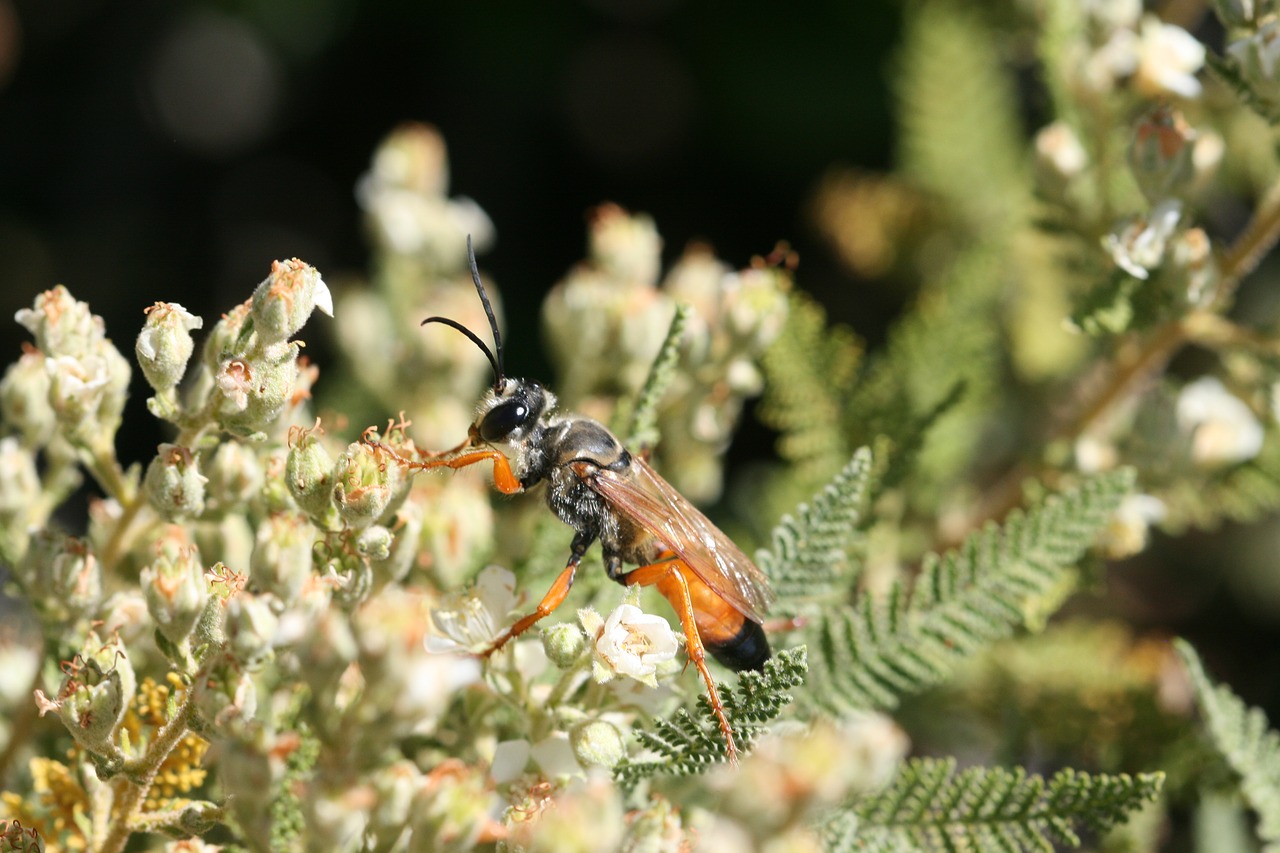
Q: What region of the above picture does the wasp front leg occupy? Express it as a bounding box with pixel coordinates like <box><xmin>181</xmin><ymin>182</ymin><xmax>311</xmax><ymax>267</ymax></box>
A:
<box><xmin>365</xmin><ymin>430</ymin><xmax>523</xmax><ymax>495</ymax></box>
<box><xmin>481</xmin><ymin>531</ymin><xmax>595</xmax><ymax>658</ymax></box>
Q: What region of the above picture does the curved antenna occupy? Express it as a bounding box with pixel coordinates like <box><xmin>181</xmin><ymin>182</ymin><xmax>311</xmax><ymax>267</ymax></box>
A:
<box><xmin>466</xmin><ymin>235</ymin><xmax>505</xmax><ymax>388</ymax></box>
<box><xmin>421</xmin><ymin>316</ymin><xmax>500</xmax><ymax>382</ymax></box>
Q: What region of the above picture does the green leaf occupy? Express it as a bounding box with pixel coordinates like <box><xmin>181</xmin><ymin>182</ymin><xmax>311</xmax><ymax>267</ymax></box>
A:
<box><xmin>756</xmin><ymin>447</ymin><xmax>875</xmax><ymax>609</ymax></box>
<box><xmin>804</xmin><ymin>469</ymin><xmax>1134</xmax><ymax>714</ymax></box>
<box><xmin>622</xmin><ymin>303</ymin><xmax>691</xmax><ymax>451</ymax></box>
<box><xmin>614</xmin><ymin>646</ymin><xmax>807</xmax><ymax>788</ymax></box>
<box><xmin>1178</xmin><ymin>639</ymin><xmax>1280</xmax><ymax>851</ymax></box>
<box><xmin>835</xmin><ymin>757</ymin><xmax>1163</xmax><ymax>851</ymax></box>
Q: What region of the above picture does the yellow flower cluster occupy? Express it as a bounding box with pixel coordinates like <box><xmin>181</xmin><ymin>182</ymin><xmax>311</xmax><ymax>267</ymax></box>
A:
<box><xmin>119</xmin><ymin>674</ymin><xmax>209</xmax><ymax>813</ymax></box>
<box><xmin>1</xmin><ymin>757</ymin><xmax>89</xmax><ymax>851</ymax></box>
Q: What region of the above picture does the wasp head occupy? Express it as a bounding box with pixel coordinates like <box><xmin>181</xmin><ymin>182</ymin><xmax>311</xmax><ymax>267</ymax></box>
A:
<box><xmin>473</xmin><ymin>378</ymin><xmax>555</xmax><ymax>445</ymax></box>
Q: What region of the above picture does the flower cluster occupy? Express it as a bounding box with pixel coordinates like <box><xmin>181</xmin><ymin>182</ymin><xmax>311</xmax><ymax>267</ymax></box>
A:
<box><xmin>542</xmin><ymin>203</ymin><xmax>791</xmax><ymax>500</ymax></box>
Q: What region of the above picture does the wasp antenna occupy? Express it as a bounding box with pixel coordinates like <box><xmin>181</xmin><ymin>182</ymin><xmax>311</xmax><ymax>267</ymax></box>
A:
<box><xmin>466</xmin><ymin>235</ymin><xmax>505</xmax><ymax>389</ymax></box>
<box><xmin>421</xmin><ymin>315</ymin><xmax>501</xmax><ymax>381</ymax></box>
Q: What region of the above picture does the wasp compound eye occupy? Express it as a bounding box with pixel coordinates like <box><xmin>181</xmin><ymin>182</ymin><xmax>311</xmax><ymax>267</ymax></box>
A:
<box><xmin>480</xmin><ymin>400</ymin><xmax>530</xmax><ymax>442</ymax></box>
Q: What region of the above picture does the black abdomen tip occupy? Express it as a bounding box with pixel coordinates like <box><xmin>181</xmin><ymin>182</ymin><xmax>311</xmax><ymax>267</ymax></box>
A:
<box><xmin>708</xmin><ymin>619</ymin><xmax>771</xmax><ymax>672</ymax></box>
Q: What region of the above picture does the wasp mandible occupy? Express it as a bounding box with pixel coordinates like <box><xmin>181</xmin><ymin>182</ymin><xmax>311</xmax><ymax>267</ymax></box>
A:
<box><xmin>371</xmin><ymin>238</ymin><xmax>775</xmax><ymax>761</ymax></box>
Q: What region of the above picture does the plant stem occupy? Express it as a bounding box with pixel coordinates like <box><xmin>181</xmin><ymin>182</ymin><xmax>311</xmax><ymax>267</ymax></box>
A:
<box><xmin>95</xmin><ymin>690</ymin><xmax>196</xmax><ymax>853</ymax></box>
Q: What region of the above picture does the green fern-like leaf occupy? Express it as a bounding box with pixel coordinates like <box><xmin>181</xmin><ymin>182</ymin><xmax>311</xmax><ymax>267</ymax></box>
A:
<box><xmin>835</xmin><ymin>757</ymin><xmax>1163</xmax><ymax>852</ymax></box>
<box><xmin>895</xmin><ymin>0</ymin><xmax>1026</xmax><ymax>230</ymax></box>
<box><xmin>1159</xmin><ymin>433</ymin><xmax>1280</xmax><ymax>534</ymax></box>
<box><xmin>804</xmin><ymin>469</ymin><xmax>1134</xmax><ymax>714</ymax></box>
<box><xmin>755</xmin><ymin>447</ymin><xmax>875</xmax><ymax>609</ymax></box>
<box><xmin>621</xmin><ymin>302</ymin><xmax>691</xmax><ymax>450</ymax></box>
<box><xmin>614</xmin><ymin>646</ymin><xmax>807</xmax><ymax>788</ymax></box>
<box><xmin>1178</xmin><ymin>640</ymin><xmax>1280</xmax><ymax>850</ymax></box>
<box><xmin>758</xmin><ymin>291</ymin><xmax>861</xmax><ymax>480</ymax></box>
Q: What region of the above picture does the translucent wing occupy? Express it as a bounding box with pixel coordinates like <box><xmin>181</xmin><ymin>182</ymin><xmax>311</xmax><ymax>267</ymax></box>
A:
<box><xmin>589</xmin><ymin>456</ymin><xmax>775</xmax><ymax>623</ymax></box>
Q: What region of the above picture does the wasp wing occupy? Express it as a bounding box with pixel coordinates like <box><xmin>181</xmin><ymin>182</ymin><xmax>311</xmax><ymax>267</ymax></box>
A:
<box><xmin>589</xmin><ymin>456</ymin><xmax>775</xmax><ymax>624</ymax></box>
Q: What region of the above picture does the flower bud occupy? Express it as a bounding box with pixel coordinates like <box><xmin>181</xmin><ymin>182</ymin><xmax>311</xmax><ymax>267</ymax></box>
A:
<box><xmin>201</xmin><ymin>300</ymin><xmax>252</xmax><ymax>370</ymax></box>
<box><xmin>15</xmin><ymin>285</ymin><xmax>104</xmax><ymax>358</ymax></box>
<box><xmin>332</xmin><ymin>441</ymin><xmax>402</xmax><ymax>529</ymax></box>
<box><xmin>141</xmin><ymin>526</ymin><xmax>209</xmax><ymax>649</ymax></box>
<box><xmin>1104</xmin><ymin>198</ymin><xmax>1183</xmax><ymax>280</ymax></box>
<box><xmin>225</xmin><ymin>593</ymin><xmax>279</xmax><ymax>669</ymax></box>
<box><xmin>286</xmin><ymin>427</ymin><xmax>337</xmax><ymax>523</ymax></box>
<box><xmin>1128</xmin><ymin>106</ymin><xmax>1196</xmax><ymax>203</ymax></box>
<box><xmin>371</xmin><ymin>502</ymin><xmax>422</xmax><ymax>586</ymax></box>
<box><xmin>542</xmin><ymin>622</ymin><xmax>588</xmax><ymax>668</ymax></box>
<box><xmin>1</xmin><ymin>819</ymin><xmax>45</xmax><ymax>852</ymax></box>
<box><xmin>1034</xmin><ymin>122</ymin><xmax>1088</xmax><ymax>199</ymax></box>
<box><xmin>144</xmin><ymin>444</ymin><xmax>207</xmax><ymax>520</ymax></box>
<box><xmin>250</xmin><ymin>513</ymin><xmax>316</xmax><ymax>605</ymax></box>
<box><xmin>203</xmin><ymin>440</ymin><xmax>265</xmax><ymax>516</ymax></box>
<box><xmin>355</xmin><ymin>524</ymin><xmax>393</xmax><ymax>561</ymax></box>
<box><xmin>192</xmin><ymin>652</ymin><xmax>257</xmax><ymax>730</ymax></box>
<box><xmin>136</xmin><ymin>302</ymin><xmax>203</xmax><ymax>393</ymax></box>
<box><xmin>589</xmin><ymin>203</ymin><xmax>663</xmax><ymax>285</ymax></box>
<box><xmin>569</xmin><ymin>719</ymin><xmax>626</xmax><ymax>769</ymax></box>
<box><xmin>41</xmin><ymin>632</ymin><xmax>135</xmax><ymax>755</ymax></box>
<box><xmin>249</xmin><ymin>258</ymin><xmax>333</xmax><ymax>345</ymax></box>
<box><xmin>1211</xmin><ymin>0</ymin><xmax>1257</xmax><ymax>28</ymax></box>
<box><xmin>213</xmin><ymin>342</ymin><xmax>299</xmax><ymax>436</ymax></box>
<box><xmin>1168</xmin><ymin>227</ymin><xmax>1217</xmax><ymax>306</ymax></box>
<box><xmin>0</xmin><ymin>436</ymin><xmax>39</xmax><ymax>536</ymax></box>
<box><xmin>0</xmin><ymin>349</ymin><xmax>55</xmax><ymax>447</ymax></box>
<box><xmin>1227</xmin><ymin>21</ymin><xmax>1280</xmax><ymax>111</ymax></box>
<box><xmin>44</xmin><ymin>345</ymin><xmax>131</xmax><ymax>447</ymax></box>
<box><xmin>16</xmin><ymin>531</ymin><xmax>101</xmax><ymax>627</ymax></box>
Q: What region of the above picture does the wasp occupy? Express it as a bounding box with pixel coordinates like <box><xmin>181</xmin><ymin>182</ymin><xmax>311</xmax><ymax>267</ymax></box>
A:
<box><xmin>371</xmin><ymin>239</ymin><xmax>774</xmax><ymax>761</ymax></box>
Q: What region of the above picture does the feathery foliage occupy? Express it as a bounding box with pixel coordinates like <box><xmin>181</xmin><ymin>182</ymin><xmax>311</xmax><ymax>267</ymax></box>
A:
<box><xmin>755</xmin><ymin>447</ymin><xmax>875</xmax><ymax>609</ymax></box>
<box><xmin>757</xmin><ymin>291</ymin><xmax>861</xmax><ymax>481</ymax></box>
<box><xmin>833</xmin><ymin>757</ymin><xmax>1164</xmax><ymax>852</ymax></box>
<box><xmin>614</xmin><ymin>647</ymin><xmax>807</xmax><ymax>788</ymax></box>
<box><xmin>1178</xmin><ymin>640</ymin><xmax>1280</xmax><ymax>851</ymax></box>
<box><xmin>622</xmin><ymin>302</ymin><xmax>690</xmax><ymax>451</ymax></box>
<box><xmin>803</xmin><ymin>469</ymin><xmax>1134</xmax><ymax>715</ymax></box>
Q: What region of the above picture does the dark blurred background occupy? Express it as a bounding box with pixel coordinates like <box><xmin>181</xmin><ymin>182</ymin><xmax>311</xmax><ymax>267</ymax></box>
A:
<box><xmin>0</xmin><ymin>0</ymin><xmax>896</xmax><ymax>457</ymax></box>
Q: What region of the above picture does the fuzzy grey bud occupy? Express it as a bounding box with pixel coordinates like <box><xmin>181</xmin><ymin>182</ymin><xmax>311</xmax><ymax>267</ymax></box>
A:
<box><xmin>136</xmin><ymin>302</ymin><xmax>202</xmax><ymax>393</ymax></box>
<box><xmin>250</xmin><ymin>513</ymin><xmax>316</xmax><ymax>605</ymax></box>
<box><xmin>542</xmin><ymin>622</ymin><xmax>588</xmax><ymax>668</ymax></box>
<box><xmin>0</xmin><ymin>349</ymin><xmax>55</xmax><ymax>447</ymax></box>
<box><xmin>203</xmin><ymin>440</ymin><xmax>265</xmax><ymax>516</ymax></box>
<box><xmin>286</xmin><ymin>426</ymin><xmax>337</xmax><ymax>523</ymax></box>
<box><xmin>1</xmin><ymin>819</ymin><xmax>45</xmax><ymax>852</ymax></box>
<box><xmin>332</xmin><ymin>441</ymin><xmax>402</xmax><ymax>529</ymax></box>
<box><xmin>44</xmin><ymin>345</ymin><xmax>131</xmax><ymax>448</ymax></box>
<box><xmin>38</xmin><ymin>632</ymin><xmax>135</xmax><ymax>755</ymax></box>
<box><xmin>15</xmin><ymin>285</ymin><xmax>105</xmax><ymax>358</ymax></box>
<box><xmin>569</xmin><ymin>719</ymin><xmax>626</xmax><ymax>769</ymax></box>
<box><xmin>141</xmin><ymin>526</ymin><xmax>209</xmax><ymax>649</ymax></box>
<box><xmin>17</xmin><ymin>531</ymin><xmax>101</xmax><ymax>627</ymax></box>
<box><xmin>1128</xmin><ymin>106</ymin><xmax>1196</xmax><ymax>203</ymax></box>
<box><xmin>249</xmin><ymin>258</ymin><xmax>333</xmax><ymax>345</ymax></box>
<box><xmin>144</xmin><ymin>444</ymin><xmax>207</xmax><ymax>520</ymax></box>
<box><xmin>225</xmin><ymin>593</ymin><xmax>279</xmax><ymax>669</ymax></box>
<box><xmin>213</xmin><ymin>343</ymin><xmax>299</xmax><ymax>436</ymax></box>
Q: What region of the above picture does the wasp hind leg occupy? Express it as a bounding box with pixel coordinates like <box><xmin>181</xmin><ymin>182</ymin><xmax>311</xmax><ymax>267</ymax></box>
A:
<box><xmin>618</xmin><ymin>557</ymin><xmax>741</xmax><ymax>764</ymax></box>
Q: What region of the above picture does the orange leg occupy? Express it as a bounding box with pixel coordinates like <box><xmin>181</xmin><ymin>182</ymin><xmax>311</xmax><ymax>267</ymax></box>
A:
<box><xmin>366</xmin><ymin>434</ymin><xmax>522</xmax><ymax>495</ymax></box>
<box><xmin>481</xmin><ymin>534</ymin><xmax>591</xmax><ymax>657</ymax></box>
<box><xmin>621</xmin><ymin>558</ymin><xmax>740</xmax><ymax>764</ymax></box>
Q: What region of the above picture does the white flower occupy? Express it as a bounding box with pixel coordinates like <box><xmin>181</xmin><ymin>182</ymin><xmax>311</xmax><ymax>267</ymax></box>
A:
<box><xmin>1177</xmin><ymin>376</ymin><xmax>1265</xmax><ymax>468</ymax></box>
<box><xmin>1101</xmin><ymin>494</ymin><xmax>1167</xmax><ymax>559</ymax></box>
<box><xmin>1104</xmin><ymin>198</ymin><xmax>1183</xmax><ymax>279</ymax></box>
<box><xmin>1035</xmin><ymin>121</ymin><xmax>1088</xmax><ymax>187</ymax></box>
<box><xmin>1227</xmin><ymin>21</ymin><xmax>1280</xmax><ymax>106</ymax></box>
<box><xmin>425</xmin><ymin>565</ymin><xmax>520</xmax><ymax>654</ymax></box>
<box><xmin>583</xmin><ymin>603</ymin><xmax>679</xmax><ymax>687</ymax></box>
<box><xmin>1132</xmin><ymin>16</ymin><xmax>1205</xmax><ymax>98</ymax></box>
